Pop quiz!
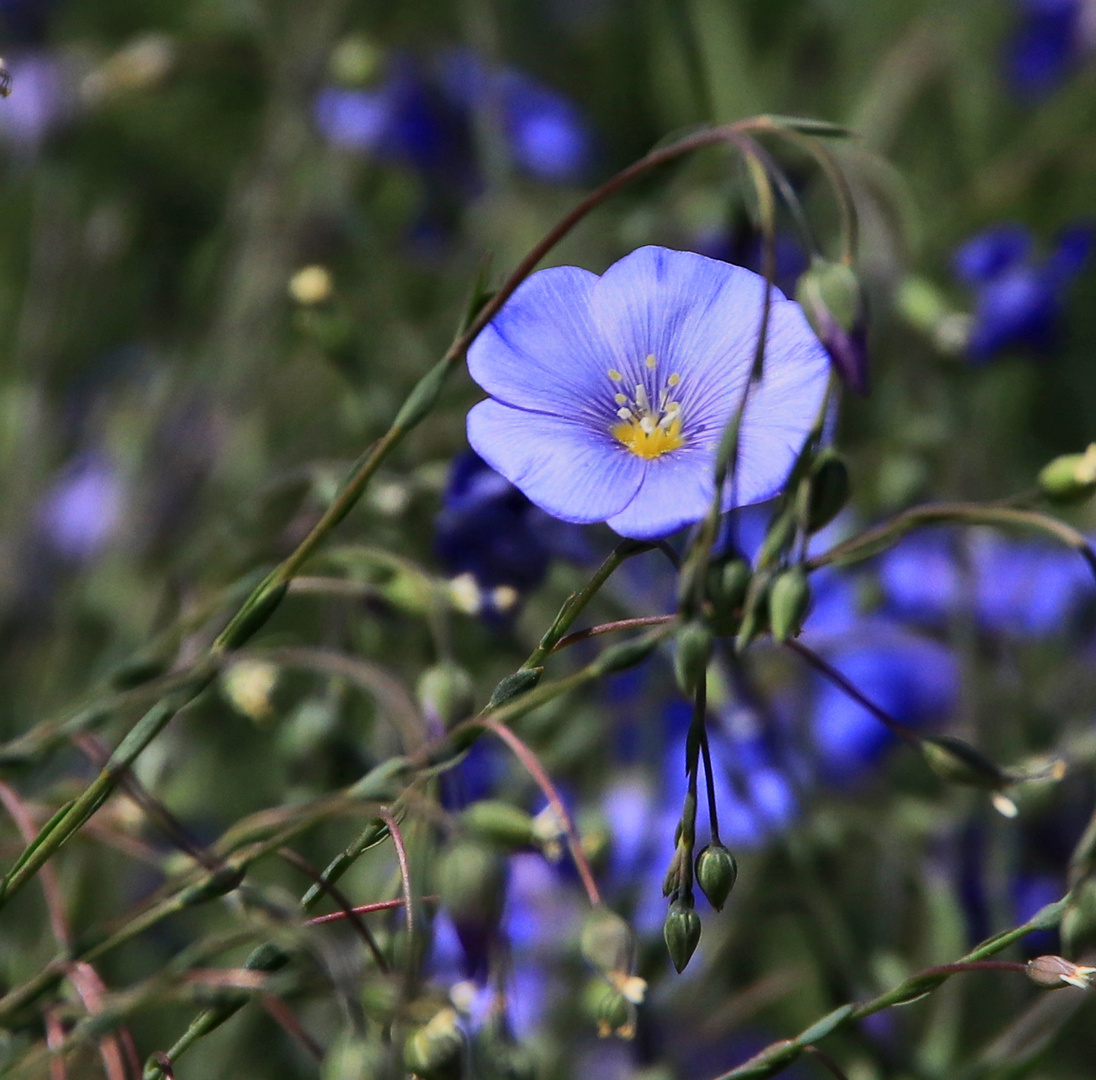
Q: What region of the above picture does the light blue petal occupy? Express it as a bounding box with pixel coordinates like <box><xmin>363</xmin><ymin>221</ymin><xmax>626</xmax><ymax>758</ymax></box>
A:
<box><xmin>467</xmin><ymin>399</ymin><xmax>643</xmax><ymax>523</ymax></box>
<box><xmin>467</xmin><ymin>266</ymin><xmax>614</xmax><ymax>422</ymax></box>
<box><xmin>604</xmin><ymin>445</ymin><xmax>715</xmax><ymax>539</ymax></box>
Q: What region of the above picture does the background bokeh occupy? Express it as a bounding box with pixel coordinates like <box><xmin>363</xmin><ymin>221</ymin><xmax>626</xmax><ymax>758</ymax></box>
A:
<box><xmin>2</xmin><ymin>1</ymin><xmax>1096</xmax><ymax>1078</ymax></box>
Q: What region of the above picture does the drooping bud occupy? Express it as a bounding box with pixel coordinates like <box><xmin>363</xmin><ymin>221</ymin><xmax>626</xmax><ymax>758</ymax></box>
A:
<box><xmin>1062</xmin><ymin>878</ymin><xmax>1096</xmax><ymax>957</ymax></box>
<box><xmin>460</xmin><ymin>801</ymin><xmax>535</xmax><ymax>852</ymax></box>
<box><xmin>417</xmin><ymin>662</ymin><xmax>476</xmax><ymax>729</ymax></box>
<box><xmin>404</xmin><ymin>1007</ymin><xmax>465</xmax><ymax>1080</ymax></box>
<box><xmin>1026</xmin><ymin>954</ymin><xmax>1096</xmax><ymax>991</ymax></box>
<box><xmin>435</xmin><ymin>839</ymin><xmax>507</xmax><ymax>932</ymax></box>
<box><xmin>768</xmin><ymin>567</ymin><xmax>811</xmax><ymax>643</ymax></box>
<box><xmin>596</xmin><ymin>632</ymin><xmax>662</xmax><ymax>676</ymax></box>
<box><xmin>806</xmin><ymin>450</ymin><xmax>850</xmax><ymax>533</ymax></box>
<box><xmin>580</xmin><ymin>907</ymin><xmax>636</xmax><ymax>979</ymax></box>
<box><xmin>1038</xmin><ymin>444</ymin><xmax>1096</xmax><ymax>504</ymax></box>
<box><xmin>663</xmin><ymin>898</ymin><xmax>702</xmax><ymax>973</ymax></box>
<box><xmin>716</xmin><ymin>558</ymin><xmax>752</xmax><ymax>612</ymax></box>
<box><xmin>920</xmin><ymin>735</ymin><xmax>1009</xmax><ymax>791</ymax></box>
<box><xmin>323</xmin><ymin>1034</ymin><xmax>397</xmax><ymax>1080</ymax></box>
<box><xmin>796</xmin><ymin>258</ymin><xmax>869</xmax><ymax>395</ymax></box>
<box><xmin>673</xmin><ymin>622</ymin><xmax>711</xmax><ymax>698</ymax></box>
<box><xmin>695</xmin><ymin>844</ymin><xmax>738</xmax><ymax>912</ymax></box>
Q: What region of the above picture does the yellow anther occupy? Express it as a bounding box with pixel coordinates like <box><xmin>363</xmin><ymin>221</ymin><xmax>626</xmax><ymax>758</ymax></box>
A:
<box><xmin>608</xmin><ymin>369</ymin><xmax>623</xmax><ymax>381</ymax></box>
<box><xmin>645</xmin><ymin>354</ymin><xmax>657</xmax><ymax>370</ymax></box>
<box><xmin>668</xmin><ymin>372</ymin><xmax>681</xmax><ymax>386</ymax></box>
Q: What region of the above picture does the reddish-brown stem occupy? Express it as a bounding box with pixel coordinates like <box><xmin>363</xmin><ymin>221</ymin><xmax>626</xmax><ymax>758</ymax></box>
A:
<box><xmin>482</xmin><ymin>719</ymin><xmax>603</xmax><ymax>907</ymax></box>
<box><xmin>380</xmin><ymin>810</ymin><xmax>415</xmax><ymax>937</ymax></box>
<box><xmin>306</xmin><ymin>895</ymin><xmax>439</xmax><ymax>927</ymax></box>
<box><xmin>551</xmin><ymin>614</ymin><xmax>677</xmax><ymax>653</ymax></box>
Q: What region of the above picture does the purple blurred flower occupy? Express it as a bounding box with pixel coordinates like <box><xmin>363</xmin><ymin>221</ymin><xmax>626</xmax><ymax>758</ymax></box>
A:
<box><xmin>38</xmin><ymin>453</ymin><xmax>124</xmax><ymax>560</ymax></box>
<box><xmin>0</xmin><ymin>50</ymin><xmax>72</xmax><ymax>152</ymax></box>
<box><xmin>880</xmin><ymin>530</ymin><xmax>1091</xmax><ymax>637</ymax></box>
<box><xmin>315</xmin><ymin>48</ymin><xmax>592</xmax><ymax>187</ymax></box>
<box><xmin>954</xmin><ymin>222</ymin><xmax>1093</xmax><ymax>360</ymax></box>
<box><xmin>1006</xmin><ymin>0</ymin><xmax>1093</xmax><ymax>99</ymax></box>
<box><xmin>467</xmin><ymin>246</ymin><xmax>830</xmax><ymax>540</ymax></box>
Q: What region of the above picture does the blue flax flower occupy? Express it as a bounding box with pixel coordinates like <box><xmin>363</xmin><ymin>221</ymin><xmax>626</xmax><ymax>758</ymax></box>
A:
<box><xmin>1006</xmin><ymin>0</ymin><xmax>1092</xmax><ymax>99</ymax></box>
<box><xmin>467</xmin><ymin>246</ymin><xmax>830</xmax><ymax>540</ymax></box>
<box><xmin>954</xmin><ymin>222</ymin><xmax>1093</xmax><ymax>360</ymax></box>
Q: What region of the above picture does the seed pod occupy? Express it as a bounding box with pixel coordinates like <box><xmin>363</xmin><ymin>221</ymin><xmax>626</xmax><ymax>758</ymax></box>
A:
<box><xmin>1038</xmin><ymin>445</ymin><xmax>1096</xmax><ymax>504</ymax></box>
<box><xmin>695</xmin><ymin>844</ymin><xmax>738</xmax><ymax>912</ymax></box>
<box><xmin>417</xmin><ymin>662</ymin><xmax>476</xmax><ymax>728</ymax></box>
<box><xmin>435</xmin><ymin>839</ymin><xmax>507</xmax><ymax>932</ymax></box>
<box><xmin>673</xmin><ymin>622</ymin><xmax>712</xmax><ymax>698</ymax></box>
<box><xmin>404</xmin><ymin>1008</ymin><xmax>464</xmax><ymax>1080</ymax></box>
<box><xmin>1026</xmin><ymin>954</ymin><xmax>1096</xmax><ymax>990</ymax></box>
<box><xmin>487</xmin><ymin>668</ymin><xmax>542</xmax><ymax>709</ymax></box>
<box><xmin>920</xmin><ymin>735</ymin><xmax>1008</xmax><ymax>791</ymax></box>
<box><xmin>663</xmin><ymin>898</ymin><xmax>702</xmax><ymax>973</ymax></box>
<box><xmin>768</xmin><ymin>567</ymin><xmax>811</xmax><ymax>643</ymax></box>
<box><xmin>806</xmin><ymin>450</ymin><xmax>850</xmax><ymax>533</ymax></box>
<box><xmin>460</xmin><ymin>801</ymin><xmax>535</xmax><ymax>851</ymax></box>
<box><xmin>580</xmin><ymin>907</ymin><xmax>636</xmax><ymax>979</ymax></box>
<box><xmin>796</xmin><ymin>258</ymin><xmax>869</xmax><ymax>395</ymax></box>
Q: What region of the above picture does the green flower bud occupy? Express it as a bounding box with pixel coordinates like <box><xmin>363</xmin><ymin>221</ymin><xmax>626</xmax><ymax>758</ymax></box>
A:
<box><xmin>417</xmin><ymin>663</ymin><xmax>475</xmax><ymax>729</ymax></box>
<box><xmin>404</xmin><ymin>1007</ymin><xmax>464</xmax><ymax>1080</ymax></box>
<box><xmin>663</xmin><ymin>898</ymin><xmax>702</xmax><ymax>973</ymax></box>
<box><xmin>757</xmin><ymin>509</ymin><xmax>796</xmax><ymax>569</ymax></box>
<box><xmin>806</xmin><ymin>450</ymin><xmax>850</xmax><ymax>533</ymax></box>
<box><xmin>920</xmin><ymin>735</ymin><xmax>1008</xmax><ymax>791</ymax></box>
<box><xmin>734</xmin><ymin>574</ymin><xmax>771</xmax><ymax>653</ymax></box>
<box><xmin>1062</xmin><ymin>878</ymin><xmax>1096</xmax><ymax>957</ymax></box>
<box><xmin>673</xmin><ymin>622</ymin><xmax>712</xmax><ymax>698</ymax></box>
<box><xmin>322</xmin><ymin>1033</ymin><xmax>396</xmax><ymax>1080</ymax></box>
<box><xmin>768</xmin><ymin>567</ymin><xmax>811</xmax><ymax>643</ymax></box>
<box><xmin>596</xmin><ymin>632</ymin><xmax>661</xmax><ymax>675</ymax></box>
<box><xmin>1038</xmin><ymin>445</ymin><xmax>1096</xmax><ymax>504</ymax></box>
<box><xmin>435</xmin><ymin>839</ymin><xmax>507</xmax><ymax>931</ymax></box>
<box><xmin>717</xmin><ymin>558</ymin><xmax>752</xmax><ymax>611</ymax></box>
<box><xmin>460</xmin><ymin>800</ymin><xmax>535</xmax><ymax>851</ymax></box>
<box><xmin>796</xmin><ymin>258</ymin><xmax>869</xmax><ymax>395</ymax></box>
<box><xmin>580</xmin><ymin>907</ymin><xmax>636</xmax><ymax>978</ymax></box>
<box><xmin>695</xmin><ymin>844</ymin><xmax>738</xmax><ymax>912</ymax></box>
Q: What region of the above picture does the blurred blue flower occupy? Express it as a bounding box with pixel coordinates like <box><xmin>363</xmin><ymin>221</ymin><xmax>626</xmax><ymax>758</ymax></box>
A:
<box><xmin>1006</xmin><ymin>0</ymin><xmax>1092</xmax><ymax>99</ymax></box>
<box><xmin>467</xmin><ymin>246</ymin><xmax>830</xmax><ymax>539</ymax></box>
<box><xmin>434</xmin><ymin>450</ymin><xmax>562</xmax><ymax>618</ymax></box>
<box><xmin>315</xmin><ymin>48</ymin><xmax>591</xmax><ymax>187</ymax></box>
<box><xmin>954</xmin><ymin>222</ymin><xmax>1093</xmax><ymax>360</ymax></box>
<box><xmin>0</xmin><ymin>50</ymin><xmax>72</xmax><ymax>152</ymax></box>
<box><xmin>37</xmin><ymin>452</ymin><xmax>124</xmax><ymax>561</ymax></box>
<box><xmin>880</xmin><ymin>530</ymin><xmax>1091</xmax><ymax>636</ymax></box>
<box><xmin>810</xmin><ymin>632</ymin><xmax>959</xmax><ymax>782</ymax></box>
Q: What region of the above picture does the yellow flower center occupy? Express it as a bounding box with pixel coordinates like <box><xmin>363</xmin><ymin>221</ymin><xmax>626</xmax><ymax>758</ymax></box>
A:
<box><xmin>608</xmin><ymin>355</ymin><xmax>685</xmax><ymax>460</ymax></box>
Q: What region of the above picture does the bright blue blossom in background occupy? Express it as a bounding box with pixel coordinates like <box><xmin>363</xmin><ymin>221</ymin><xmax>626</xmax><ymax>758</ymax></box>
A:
<box><xmin>315</xmin><ymin>48</ymin><xmax>591</xmax><ymax>188</ymax></box>
<box><xmin>467</xmin><ymin>246</ymin><xmax>831</xmax><ymax>540</ymax></box>
<box><xmin>1006</xmin><ymin>0</ymin><xmax>1093</xmax><ymax>99</ymax></box>
<box><xmin>953</xmin><ymin>222</ymin><xmax>1093</xmax><ymax>360</ymax></box>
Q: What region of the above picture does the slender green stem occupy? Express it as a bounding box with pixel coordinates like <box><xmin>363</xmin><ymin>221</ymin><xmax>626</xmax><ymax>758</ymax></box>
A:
<box><xmin>710</xmin><ymin>896</ymin><xmax>1071</xmax><ymax>1080</ymax></box>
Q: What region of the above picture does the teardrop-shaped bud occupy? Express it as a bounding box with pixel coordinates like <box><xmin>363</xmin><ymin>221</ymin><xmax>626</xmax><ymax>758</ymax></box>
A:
<box><xmin>768</xmin><ymin>567</ymin><xmax>811</xmax><ymax>643</ymax></box>
<box><xmin>806</xmin><ymin>450</ymin><xmax>850</xmax><ymax>533</ymax></box>
<box><xmin>673</xmin><ymin>622</ymin><xmax>712</xmax><ymax>698</ymax></box>
<box><xmin>580</xmin><ymin>907</ymin><xmax>636</xmax><ymax>979</ymax></box>
<box><xmin>460</xmin><ymin>800</ymin><xmax>535</xmax><ymax>851</ymax></box>
<box><xmin>404</xmin><ymin>1008</ymin><xmax>464</xmax><ymax>1080</ymax></box>
<box><xmin>1038</xmin><ymin>445</ymin><xmax>1096</xmax><ymax>504</ymax></box>
<box><xmin>663</xmin><ymin>898</ymin><xmax>702</xmax><ymax>973</ymax></box>
<box><xmin>417</xmin><ymin>662</ymin><xmax>476</xmax><ymax>729</ymax></box>
<box><xmin>797</xmin><ymin>258</ymin><xmax>869</xmax><ymax>395</ymax></box>
<box><xmin>920</xmin><ymin>735</ymin><xmax>1008</xmax><ymax>791</ymax></box>
<box><xmin>695</xmin><ymin>844</ymin><xmax>739</xmax><ymax>912</ymax></box>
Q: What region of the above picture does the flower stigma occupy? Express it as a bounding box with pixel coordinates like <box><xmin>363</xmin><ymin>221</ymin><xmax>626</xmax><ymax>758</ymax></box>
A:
<box><xmin>609</xmin><ymin>354</ymin><xmax>685</xmax><ymax>460</ymax></box>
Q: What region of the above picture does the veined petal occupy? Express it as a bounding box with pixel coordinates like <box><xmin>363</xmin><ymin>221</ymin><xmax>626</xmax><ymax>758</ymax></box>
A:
<box><xmin>604</xmin><ymin>445</ymin><xmax>715</xmax><ymax>539</ymax></box>
<box><xmin>467</xmin><ymin>266</ymin><xmax>614</xmax><ymax>422</ymax></box>
<box><xmin>591</xmin><ymin>246</ymin><xmax>781</xmax><ymax>394</ymax></box>
<box><xmin>468</xmin><ymin>399</ymin><xmax>643</xmax><ymax>523</ymax></box>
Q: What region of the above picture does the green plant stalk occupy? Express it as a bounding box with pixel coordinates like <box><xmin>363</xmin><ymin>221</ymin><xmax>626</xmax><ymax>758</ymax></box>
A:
<box><xmin>808</xmin><ymin>504</ymin><xmax>1096</xmax><ymax>582</ymax></box>
<box><xmin>712</xmin><ymin>896</ymin><xmax>1071</xmax><ymax>1080</ymax></box>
